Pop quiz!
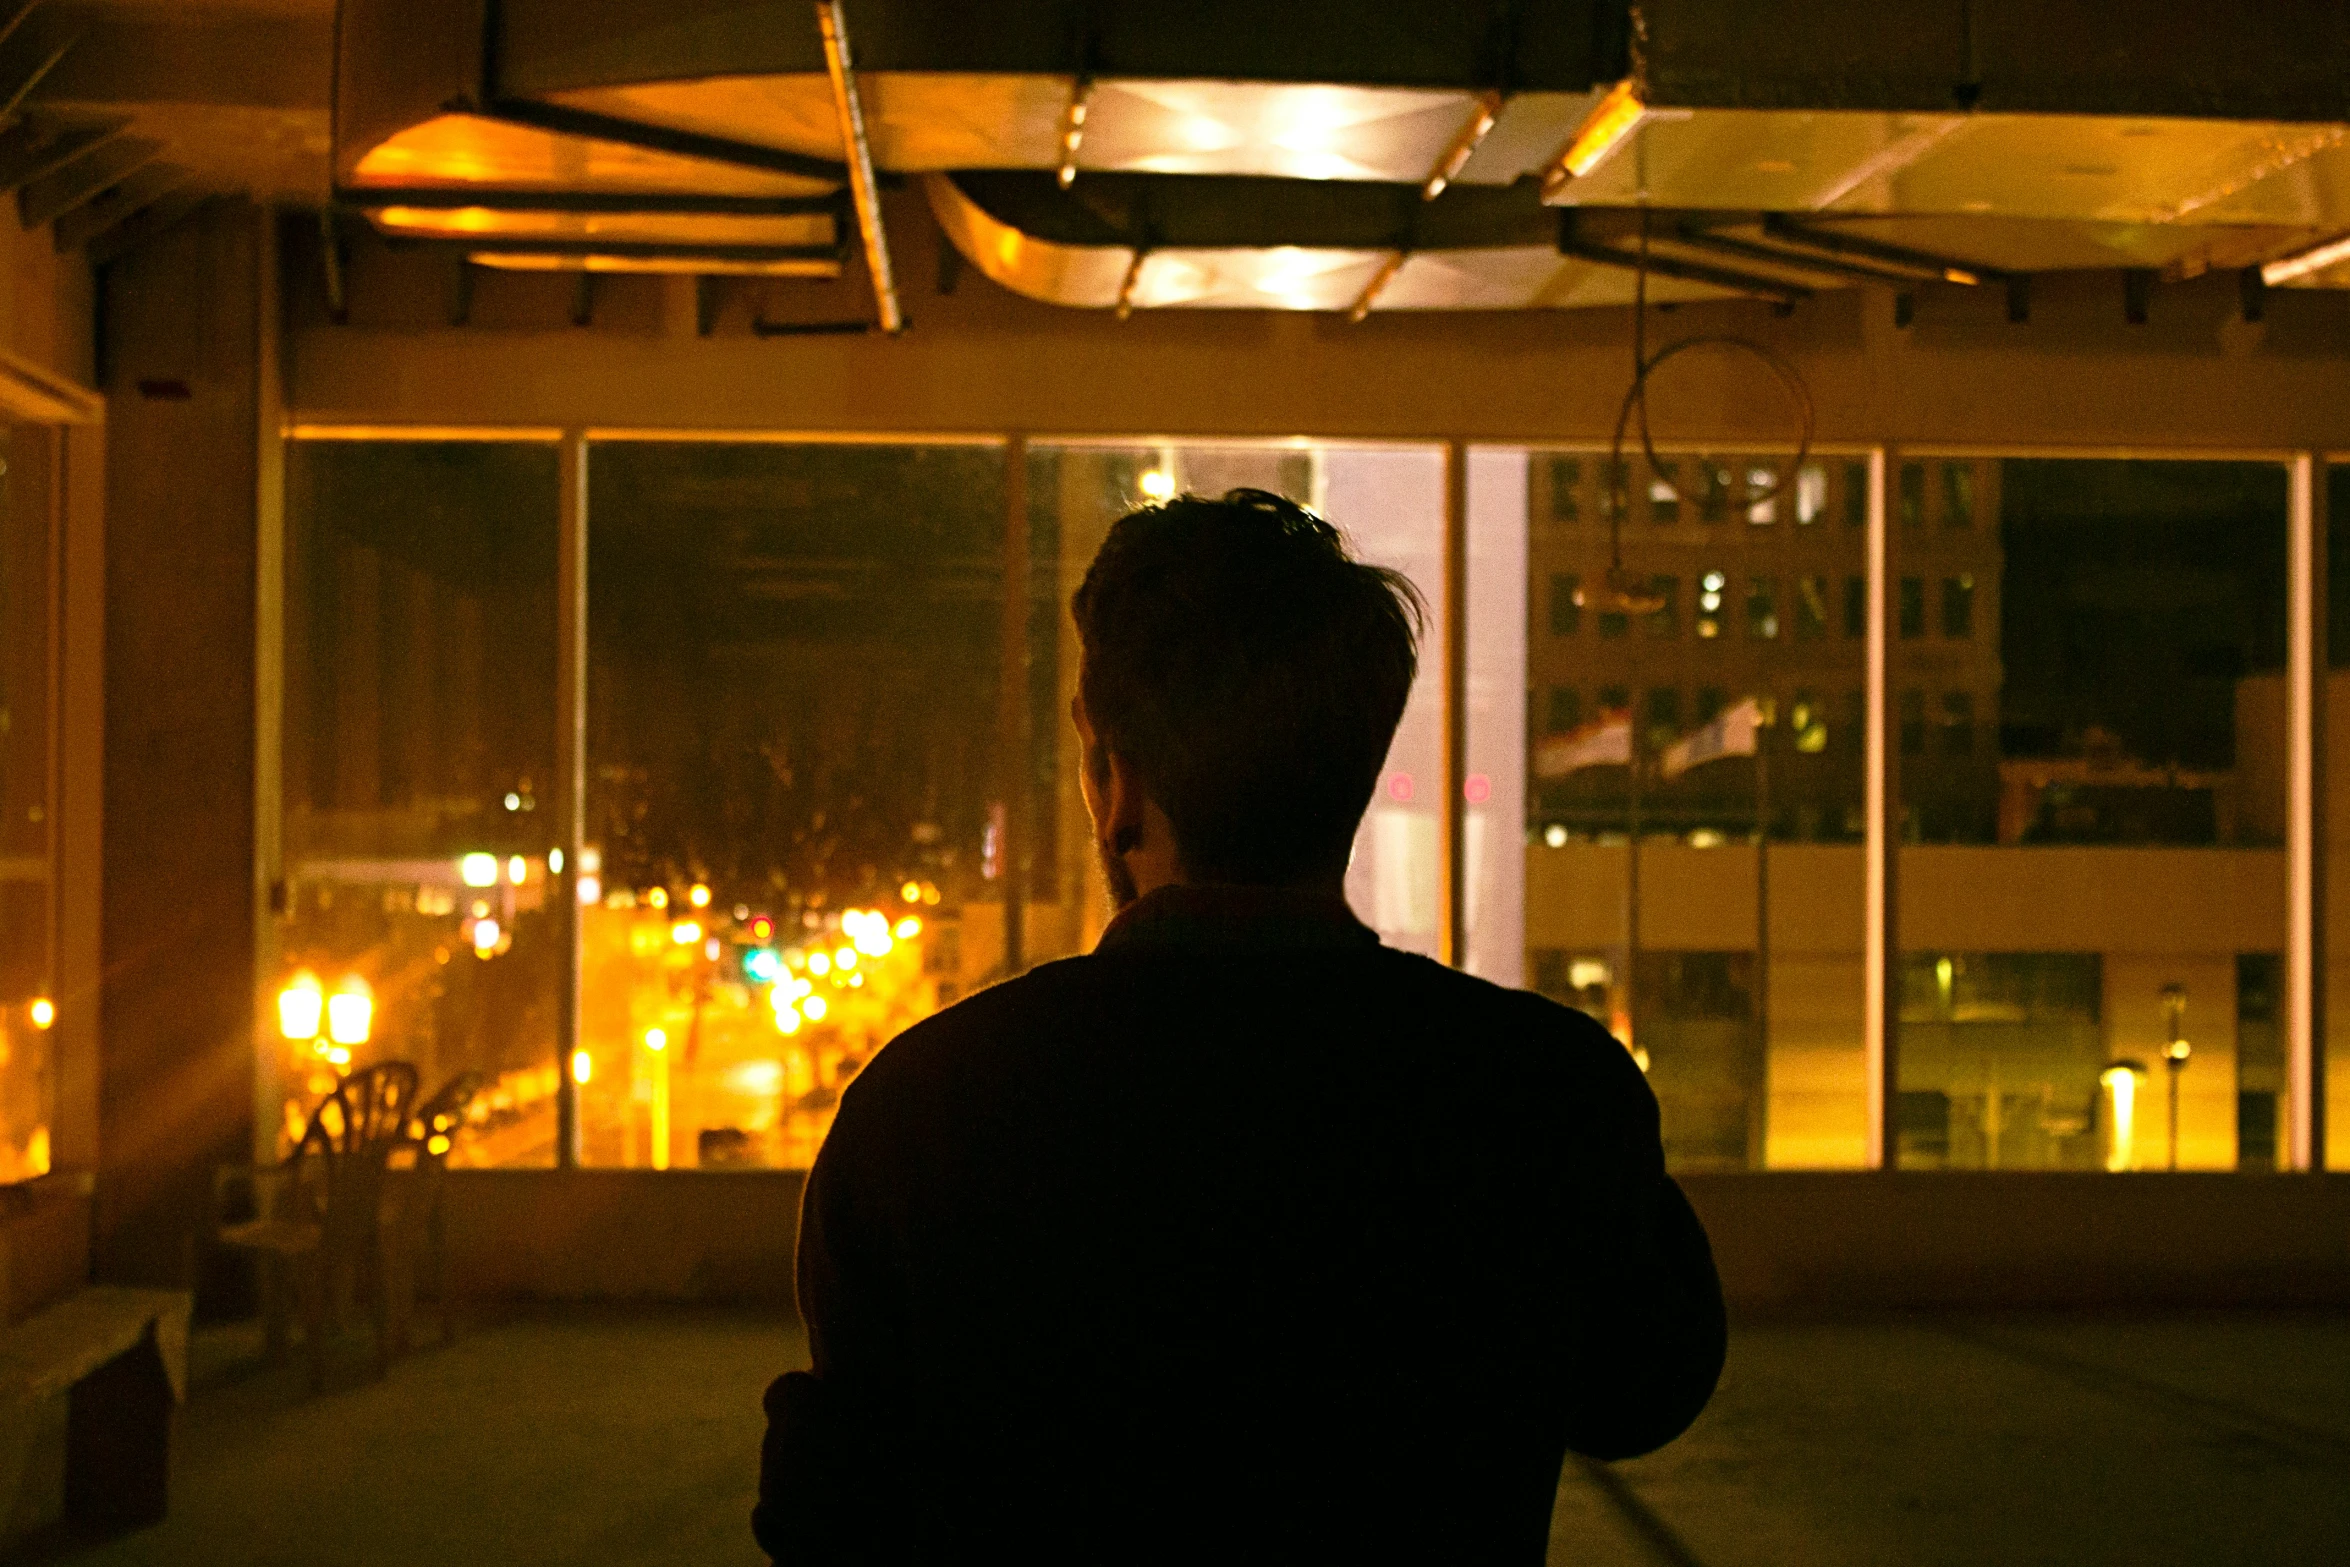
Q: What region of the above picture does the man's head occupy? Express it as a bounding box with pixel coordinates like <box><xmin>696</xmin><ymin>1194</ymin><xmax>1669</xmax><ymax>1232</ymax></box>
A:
<box><xmin>1070</xmin><ymin>488</ymin><xmax>1422</xmax><ymax>903</ymax></box>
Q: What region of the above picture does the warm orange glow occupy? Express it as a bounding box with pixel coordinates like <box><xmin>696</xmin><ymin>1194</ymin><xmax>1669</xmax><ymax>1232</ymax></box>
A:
<box><xmin>671</xmin><ymin>921</ymin><xmax>703</xmax><ymax>945</ymax></box>
<box><xmin>1544</xmin><ymin>79</ymin><xmax>1648</xmax><ymax>194</ymax></box>
<box><xmin>647</xmin><ymin>887</ymin><xmax>670</xmax><ymax>910</ymax></box>
<box><xmin>689</xmin><ymin>884</ymin><xmax>712</xmax><ymax>908</ymax></box>
<box><xmin>327</xmin><ymin>979</ymin><xmax>374</xmax><ymax>1046</ymax></box>
<box><xmin>27</xmin><ymin>998</ymin><xmax>54</xmax><ymax>1030</ymax></box>
<box><xmin>571</xmin><ymin>1048</ymin><xmax>594</xmax><ymax>1085</ymax></box>
<box><xmin>895</xmin><ymin>916</ymin><xmax>922</xmax><ymax>940</ymax></box>
<box><xmin>901</xmin><ymin>880</ymin><xmax>923</xmax><ymax>903</ymax></box>
<box><xmin>277</xmin><ymin>971</ymin><xmax>324</xmax><ymax>1041</ymax></box>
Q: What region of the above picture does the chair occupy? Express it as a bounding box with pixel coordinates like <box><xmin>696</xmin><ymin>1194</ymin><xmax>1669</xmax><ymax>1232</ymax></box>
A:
<box><xmin>382</xmin><ymin>1070</ymin><xmax>484</xmax><ymax>1356</ymax></box>
<box><xmin>216</xmin><ymin>1062</ymin><xmax>419</xmax><ymax>1392</ymax></box>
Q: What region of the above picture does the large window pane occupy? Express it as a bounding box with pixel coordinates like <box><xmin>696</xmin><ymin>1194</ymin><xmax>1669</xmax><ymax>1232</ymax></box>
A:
<box><xmin>1519</xmin><ymin>448</ymin><xmax>1868</xmax><ymax>1171</ymax></box>
<box><xmin>1899</xmin><ymin>459</ymin><xmax>2286</xmax><ymax>1171</ymax></box>
<box><xmin>580</xmin><ymin>442</ymin><xmax>1012</xmax><ymax>1169</ymax></box>
<box><xmin>281</xmin><ymin>439</ymin><xmax>561</xmax><ymax>1164</ymax></box>
<box><xmin>0</xmin><ymin>426</ymin><xmax>53</xmax><ymax>1182</ymax></box>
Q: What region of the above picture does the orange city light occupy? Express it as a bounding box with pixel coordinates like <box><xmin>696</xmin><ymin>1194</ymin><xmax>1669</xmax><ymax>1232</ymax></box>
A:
<box><xmin>27</xmin><ymin>998</ymin><xmax>55</xmax><ymax>1030</ymax></box>
<box><xmin>277</xmin><ymin>971</ymin><xmax>325</xmax><ymax>1041</ymax></box>
<box><xmin>326</xmin><ymin>979</ymin><xmax>374</xmax><ymax>1046</ymax></box>
<box><xmin>1543</xmin><ymin>78</ymin><xmax>1649</xmax><ymax>194</ymax></box>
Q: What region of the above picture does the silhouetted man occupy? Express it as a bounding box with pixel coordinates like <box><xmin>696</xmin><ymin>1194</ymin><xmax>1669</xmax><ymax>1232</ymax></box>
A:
<box><xmin>757</xmin><ymin>489</ymin><xmax>1723</xmax><ymax>1564</ymax></box>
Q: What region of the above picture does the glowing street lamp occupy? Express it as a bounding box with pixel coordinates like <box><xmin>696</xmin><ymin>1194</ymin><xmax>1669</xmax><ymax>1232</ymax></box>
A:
<box><xmin>278</xmin><ymin>971</ymin><xmax>325</xmax><ymax>1042</ymax></box>
<box><xmin>326</xmin><ymin>978</ymin><xmax>374</xmax><ymax>1047</ymax></box>
<box><xmin>27</xmin><ymin>998</ymin><xmax>54</xmax><ymax>1030</ymax></box>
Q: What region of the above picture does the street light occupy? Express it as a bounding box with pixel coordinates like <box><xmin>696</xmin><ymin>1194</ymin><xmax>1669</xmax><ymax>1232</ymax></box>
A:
<box><xmin>2161</xmin><ymin>983</ymin><xmax>2190</xmax><ymax>1172</ymax></box>
<box><xmin>277</xmin><ymin>971</ymin><xmax>324</xmax><ymax>1043</ymax></box>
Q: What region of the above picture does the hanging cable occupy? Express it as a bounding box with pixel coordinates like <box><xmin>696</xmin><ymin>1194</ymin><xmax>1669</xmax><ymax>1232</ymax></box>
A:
<box><xmin>1603</xmin><ymin>209</ymin><xmax>1816</xmax><ymax>612</ymax></box>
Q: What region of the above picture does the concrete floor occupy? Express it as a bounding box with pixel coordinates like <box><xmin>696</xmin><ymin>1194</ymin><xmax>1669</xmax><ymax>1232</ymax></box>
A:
<box><xmin>33</xmin><ymin>1308</ymin><xmax>2350</xmax><ymax>1566</ymax></box>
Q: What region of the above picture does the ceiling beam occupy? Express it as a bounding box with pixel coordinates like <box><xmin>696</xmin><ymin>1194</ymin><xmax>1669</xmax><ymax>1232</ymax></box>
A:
<box><xmin>52</xmin><ymin>157</ymin><xmax>186</xmax><ymax>251</ymax></box>
<box><xmin>0</xmin><ymin>112</ymin><xmax>121</xmax><ymax>192</ymax></box>
<box><xmin>18</xmin><ymin>128</ymin><xmax>156</xmax><ymax>226</ymax></box>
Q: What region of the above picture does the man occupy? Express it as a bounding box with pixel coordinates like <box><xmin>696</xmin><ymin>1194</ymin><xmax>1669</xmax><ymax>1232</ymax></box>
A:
<box><xmin>757</xmin><ymin>489</ymin><xmax>1723</xmax><ymax>1564</ymax></box>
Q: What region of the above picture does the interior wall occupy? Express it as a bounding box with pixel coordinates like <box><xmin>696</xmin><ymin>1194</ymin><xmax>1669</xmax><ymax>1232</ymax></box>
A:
<box><xmin>95</xmin><ymin>200</ymin><xmax>263</xmax><ymax>1287</ymax></box>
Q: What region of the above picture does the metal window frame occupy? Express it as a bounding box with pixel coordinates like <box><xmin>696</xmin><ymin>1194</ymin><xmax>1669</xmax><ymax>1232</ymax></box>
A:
<box><xmin>266</xmin><ymin>424</ymin><xmax>2336</xmax><ymax>1177</ymax></box>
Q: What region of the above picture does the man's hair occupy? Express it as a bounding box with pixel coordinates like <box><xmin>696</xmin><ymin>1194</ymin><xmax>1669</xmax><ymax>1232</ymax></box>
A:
<box><xmin>1071</xmin><ymin>488</ymin><xmax>1423</xmax><ymax>885</ymax></box>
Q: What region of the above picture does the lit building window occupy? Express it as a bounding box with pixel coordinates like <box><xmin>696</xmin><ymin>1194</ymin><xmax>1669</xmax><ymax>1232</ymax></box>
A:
<box><xmin>1942</xmin><ymin>463</ymin><xmax>1975</xmax><ymax>528</ymax></box>
<box><xmin>1796</xmin><ymin>462</ymin><xmax>1828</xmax><ymax>525</ymax></box>
<box><xmin>1648</xmin><ymin>463</ymin><xmax>1680</xmax><ymax>523</ymax></box>
<box><xmin>1796</xmin><ymin>575</ymin><xmax>1829</xmax><ymax>639</ymax></box>
<box><xmin>1747</xmin><ymin>465</ymin><xmax>1778</xmax><ymax>524</ymax></box>
<box><xmin>1550</xmin><ymin>573</ymin><xmax>1583</xmax><ymax>635</ymax></box>
<box><xmin>1747</xmin><ymin>576</ymin><xmax>1779</xmax><ymax>639</ymax></box>
<box><xmin>1698</xmin><ymin>568</ymin><xmax>1726</xmax><ymax>638</ymax></box>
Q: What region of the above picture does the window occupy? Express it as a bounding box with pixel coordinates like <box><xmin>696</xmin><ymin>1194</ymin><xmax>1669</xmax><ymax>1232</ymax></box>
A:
<box><xmin>1550</xmin><ymin>572</ymin><xmax>1583</xmax><ymax>636</ymax></box>
<box><xmin>1644</xmin><ymin>687</ymin><xmax>1682</xmax><ymax>750</ymax></box>
<box><xmin>1747</xmin><ymin>576</ymin><xmax>1779</xmax><ymax>639</ymax></box>
<box><xmin>1844</xmin><ymin>574</ymin><xmax>1866</xmax><ymax>638</ymax></box>
<box><xmin>1695</xmin><ymin>687</ymin><xmax>1726</xmax><ymax>725</ymax></box>
<box><xmin>1546</xmin><ymin>687</ymin><xmax>1583</xmax><ymax>734</ymax></box>
<box><xmin>1942</xmin><ymin>574</ymin><xmax>1974</xmax><ymax>639</ymax></box>
<box><xmin>1547</xmin><ymin>457</ymin><xmax>1581</xmax><ymax>522</ymax></box>
<box><xmin>1599</xmin><ymin>684</ymin><xmax>1631</xmax><ymax>715</ymax></box>
<box><xmin>1790</xmin><ymin>691</ymin><xmax>1828</xmax><ymax>753</ymax></box>
<box><xmin>1697</xmin><ymin>568</ymin><xmax>1726</xmax><ymax>638</ymax></box>
<box><xmin>1796</xmin><ymin>575</ymin><xmax>1829</xmax><ymax>639</ymax></box>
<box><xmin>1698</xmin><ymin>464</ymin><xmax>1730</xmax><ymax>523</ymax></box>
<box><xmin>1900</xmin><ymin>689</ymin><xmax>1926</xmax><ymax>755</ymax></box>
<box><xmin>1796</xmin><ymin>462</ymin><xmax>1828</xmax><ymax>525</ymax></box>
<box><xmin>1646</xmin><ymin>575</ymin><xmax>1679</xmax><ymax>638</ymax></box>
<box><xmin>1600</xmin><ymin>459</ymin><xmax>1629</xmax><ymax>524</ymax></box>
<box><xmin>1940</xmin><ymin>691</ymin><xmax>1975</xmax><ymax>756</ymax></box>
<box><xmin>1897</xmin><ymin>953</ymin><xmax>2103</xmax><ymax>1170</ymax></box>
<box><xmin>281</xmin><ymin>438</ymin><xmax>563</xmax><ymax>1166</ymax></box>
<box><xmin>1942</xmin><ymin>462</ymin><xmax>1975</xmax><ymax>528</ymax></box>
<box><xmin>1844</xmin><ymin>461</ymin><xmax>1868</xmax><ymax>528</ymax></box>
<box><xmin>1900</xmin><ymin>461</ymin><xmax>1926</xmax><ymax>528</ymax></box>
<box><xmin>0</xmin><ymin>428</ymin><xmax>55</xmax><ymax>1183</ymax></box>
<box><xmin>1648</xmin><ymin>463</ymin><xmax>1680</xmax><ymax>522</ymax></box>
<box><xmin>1747</xmin><ymin>465</ymin><xmax>1778</xmax><ymax>525</ymax></box>
<box><xmin>1899</xmin><ymin>576</ymin><xmax>1925</xmax><ymax>638</ymax></box>
<box><xmin>2236</xmin><ymin>953</ymin><xmax>2282</xmax><ymax>1171</ymax></box>
<box><xmin>1598</xmin><ymin>606</ymin><xmax>1630</xmax><ymax>639</ymax></box>
<box><xmin>1637</xmin><ymin>952</ymin><xmax>1763</xmax><ymax>1170</ymax></box>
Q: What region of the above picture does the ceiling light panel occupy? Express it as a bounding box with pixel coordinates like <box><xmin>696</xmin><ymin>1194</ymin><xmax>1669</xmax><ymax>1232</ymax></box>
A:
<box><xmin>467</xmin><ymin>252</ymin><xmax>843</xmax><ymax>276</ymax></box>
<box><xmin>372</xmin><ymin>208</ymin><xmax>837</xmax><ymax>248</ymax></box>
<box><xmin>348</xmin><ymin>113</ymin><xmax>832</xmax><ymax>198</ymax></box>
<box><xmin>559</xmin><ymin>75</ymin><xmax>1496</xmax><ymax>183</ymax></box>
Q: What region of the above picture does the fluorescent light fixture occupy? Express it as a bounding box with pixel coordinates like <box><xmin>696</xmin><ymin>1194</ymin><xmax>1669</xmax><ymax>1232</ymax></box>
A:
<box><xmin>818</xmin><ymin>0</ymin><xmax>904</xmax><ymax>333</ymax></box>
<box><xmin>2261</xmin><ymin>232</ymin><xmax>2350</xmax><ymax>286</ymax></box>
<box><xmin>465</xmin><ymin>252</ymin><xmax>841</xmax><ymax>276</ymax></box>
<box><xmin>1420</xmin><ymin>91</ymin><xmax>1502</xmax><ymax>201</ymax></box>
<box><xmin>1542</xmin><ymin>79</ymin><xmax>1648</xmax><ymax>197</ymax></box>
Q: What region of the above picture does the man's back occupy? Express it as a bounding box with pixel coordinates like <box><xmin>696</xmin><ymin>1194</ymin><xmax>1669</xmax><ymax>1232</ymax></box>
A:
<box><xmin>758</xmin><ymin>888</ymin><xmax>1725</xmax><ymax>1564</ymax></box>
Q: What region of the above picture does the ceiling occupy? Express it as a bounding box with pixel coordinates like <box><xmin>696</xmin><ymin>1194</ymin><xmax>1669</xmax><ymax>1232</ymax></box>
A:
<box><xmin>17</xmin><ymin>1</ymin><xmax>2350</xmax><ymax>307</ymax></box>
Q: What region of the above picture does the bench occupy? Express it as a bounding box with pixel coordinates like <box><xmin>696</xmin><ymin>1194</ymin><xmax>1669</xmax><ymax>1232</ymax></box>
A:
<box><xmin>0</xmin><ymin>1287</ymin><xmax>192</xmax><ymax>1545</ymax></box>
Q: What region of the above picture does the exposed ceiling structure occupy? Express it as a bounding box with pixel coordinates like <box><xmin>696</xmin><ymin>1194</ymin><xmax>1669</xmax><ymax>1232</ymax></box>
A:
<box><xmin>25</xmin><ymin>2</ymin><xmax>2350</xmax><ymax>313</ymax></box>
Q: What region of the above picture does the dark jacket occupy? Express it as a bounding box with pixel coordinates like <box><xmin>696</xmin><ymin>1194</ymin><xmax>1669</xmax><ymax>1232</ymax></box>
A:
<box><xmin>757</xmin><ymin>885</ymin><xmax>1724</xmax><ymax>1565</ymax></box>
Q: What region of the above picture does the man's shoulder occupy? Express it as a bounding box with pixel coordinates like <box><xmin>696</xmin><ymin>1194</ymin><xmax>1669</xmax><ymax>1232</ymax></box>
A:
<box><xmin>854</xmin><ymin>946</ymin><xmax>1636</xmax><ymax>1098</ymax></box>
